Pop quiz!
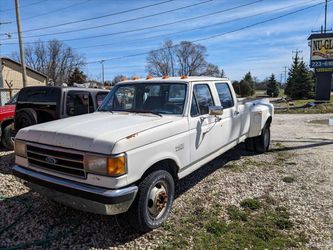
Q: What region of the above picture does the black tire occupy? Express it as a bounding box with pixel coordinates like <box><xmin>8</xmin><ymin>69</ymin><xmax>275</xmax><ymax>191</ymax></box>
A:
<box><xmin>254</xmin><ymin>124</ymin><xmax>270</xmax><ymax>153</ymax></box>
<box><xmin>127</xmin><ymin>170</ymin><xmax>175</xmax><ymax>232</ymax></box>
<box><xmin>14</xmin><ymin>108</ymin><xmax>38</xmax><ymax>131</ymax></box>
<box><xmin>245</xmin><ymin>137</ymin><xmax>255</xmax><ymax>151</ymax></box>
<box><xmin>2</xmin><ymin>124</ymin><xmax>15</xmax><ymax>150</ymax></box>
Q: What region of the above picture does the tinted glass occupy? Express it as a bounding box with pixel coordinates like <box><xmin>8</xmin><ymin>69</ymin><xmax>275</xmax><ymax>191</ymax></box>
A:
<box><xmin>96</xmin><ymin>92</ymin><xmax>109</xmax><ymax>107</ymax></box>
<box><xmin>190</xmin><ymin>94</ymin><xmax>200</xmax><ymax>116</ymax></box>
<box><xmin>17</xmin><ymin>87</ymin><xmax>60</xmax><ymax>103</ymax></box>
<box><xmin>66</xmin><ymin>91</ymin><xmax>94</xmax><ymax>116</ymax></box>
<box><xmin>193</xmin><ymin>84</ymin><xmax>214</xmax><ymax>115</ymax></box>
<box><xmin>215</xmin><ymin>83</ymin><xmax>234</xmax><ymax>109</ymax></box>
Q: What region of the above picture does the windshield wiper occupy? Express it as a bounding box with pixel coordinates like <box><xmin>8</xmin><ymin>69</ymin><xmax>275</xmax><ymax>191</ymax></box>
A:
<box><xmin>128</xmin><ymin>110</ymin><xmax>162</xmax><ymax>117</ymax></box>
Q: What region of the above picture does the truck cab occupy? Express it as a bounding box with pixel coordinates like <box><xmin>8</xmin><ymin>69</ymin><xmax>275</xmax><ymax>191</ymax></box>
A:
<box><xmin>13</xmin><ymin>77</ymin><xmax>273</xmax><ymax>232</ymax></box>
<box><xmin>14</xmin><ymin>86</ymin><xmax>109</xmax><ymax>131</ymax></box>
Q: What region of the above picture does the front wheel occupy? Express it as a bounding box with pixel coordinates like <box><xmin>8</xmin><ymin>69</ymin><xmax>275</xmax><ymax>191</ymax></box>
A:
<box><xmin>254</xmin><ymin>124</ymin><xmax>270</xmax><ymax>153</ymax></box>
<box><xmin>2</xmin><ymin>124</ymin><xmax>15</xmax><ymax>150</ymax></box>
<box><xmin>127</xmin><ymin>170</ymin><xmax>175</xmax><ymax>232</ymax></box>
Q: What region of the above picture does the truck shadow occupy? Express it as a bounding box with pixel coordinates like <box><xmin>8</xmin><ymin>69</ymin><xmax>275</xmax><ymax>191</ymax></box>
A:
<box><xmin>0</xmin><ymin>151</ymin><xmax>14</xmax><ymax>175</ymax></box>
<box><xmin>0</xmin><ymin>144</ymin><xmax>254</xmax><ymax>249</ymax></box>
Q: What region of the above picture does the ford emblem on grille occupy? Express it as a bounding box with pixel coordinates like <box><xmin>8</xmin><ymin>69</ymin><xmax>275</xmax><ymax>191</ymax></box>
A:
<box><xmin>45</xmin><ymin>156</ymin><xmax>57</xmax><ymax>164</ymax></box>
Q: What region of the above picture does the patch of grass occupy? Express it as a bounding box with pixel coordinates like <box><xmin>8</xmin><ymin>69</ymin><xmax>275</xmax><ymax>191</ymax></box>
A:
<box><xmin>275</xmin><ymin>218</ymin><xmax>294</xmax><ymax>230</ymax></box>
<box><xmin>158</xmin><ymin>197</ymin><xmax>307</xmax><ymax>249</ymax></box>
<box><xmin>275</xmin><ymin>142</ymin><xmax>286</xmax><ymax>149</ymax></box>
<box><xmin>309</xmin><ymin>119</ymin><xmax>329</xmax><ymax>125</ymax></box>
<box><xmin>275</xmin><ymin>101</ymin><xmax>333</xmax><ymax>114</ymax></box>
<box><xmin>227</xmin><ymin>205</ymin><xmax>248</xmax><ymax>221</ymax></box>
<box><xmin>243</xmin><ymin>158</ymin><xmax>268</xmax><ymax>168</ymax></box>
<box><xmin>282</xmin><ymin>176</ymin><xmax>296</xmax><ymax>183</ymax></box>
<box><xmin>240</xmin><ymin>198</ymin><xmax>261</xmax><ymax>210</ymax></box>
<box><xmin>224</xmin><ymin>162</ymin><xmax>244</xmax><ymax>172</ymax></box>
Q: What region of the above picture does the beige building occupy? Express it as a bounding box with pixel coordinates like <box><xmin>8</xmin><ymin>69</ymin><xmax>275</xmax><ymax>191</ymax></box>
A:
<box><xmin>0</xmin><ymin>57</ymin><xmax>47</xmax><ymax>105</ymax></box>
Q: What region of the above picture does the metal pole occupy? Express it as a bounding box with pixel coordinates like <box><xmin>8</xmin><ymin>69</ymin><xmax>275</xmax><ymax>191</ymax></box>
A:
<box><xmin>284</xmin><ymin>66</ymin><xmax>287</xmax><ymax>84</ymax></box>
<box><xmin>324</xmin><ymin>0</ymin><xmax>328</xmax><ymax>33</ymax></box>
<box><xmin>101</xmin><ymin>60</ymin><xmax>105</xmax><ymax>85</ymax></box>
<box><xmin>15</xmin><ymin>0</ymin><xmax>27</xmax><ymax>87</ymax></box>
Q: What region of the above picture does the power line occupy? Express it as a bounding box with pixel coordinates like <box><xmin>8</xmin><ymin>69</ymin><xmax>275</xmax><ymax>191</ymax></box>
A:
<box><xmin>73</xmin><ymin>0</ymin><xmax>316</xmax><ymax>50</ymax></box>
<box><xmin>1</xmin><ymin>0</ymin><xmax>176</xmax><ymax>36</ymax></box>
<box><xmin>0</xmin><ymin>0</ymin><xmax>48</xmax><ymax>13</ymax></box>
<box><xmin>85</xmin><ymin>1</ymin><xmax>327</xmax><ymax>65</ymax></box>
<box><xmin>2</xmin><ymin>0</ymin><xmax>264</xmax><ymax>44</ymax></box>
<box><xmin>14</xmin><ymin>0</ymin><xmax>214</xmax><ymax>39</ymax></box>
<box><xmin>22</xmin><ymin>0</ymin><xmax>93</xmax><ymax>21</ymax></box>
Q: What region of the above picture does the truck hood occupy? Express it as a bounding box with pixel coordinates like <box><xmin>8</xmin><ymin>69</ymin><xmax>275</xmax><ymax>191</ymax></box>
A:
<box><xmin>16</xmin><ymin>112</ymin><xmax>180</xmax><ymax>154</ymax></box>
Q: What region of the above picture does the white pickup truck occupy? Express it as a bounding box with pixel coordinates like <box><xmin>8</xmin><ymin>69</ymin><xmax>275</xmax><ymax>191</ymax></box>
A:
<box><xmin>13</xmin><ymin>76</ymin><xmax>273</xmax><ymax>232</ymax></box>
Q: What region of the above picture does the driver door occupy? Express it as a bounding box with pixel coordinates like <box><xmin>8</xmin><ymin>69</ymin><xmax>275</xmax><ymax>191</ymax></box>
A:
<box><xmin>188</xmin><ymin>83</ymin><xmax>222</xmax><ymax>163</ymax></box>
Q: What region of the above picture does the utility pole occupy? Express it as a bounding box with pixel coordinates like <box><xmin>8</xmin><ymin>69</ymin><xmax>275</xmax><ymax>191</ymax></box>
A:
<box><xmin>311</xmin><ymin>0</ymin><xmax>331</xmax><ymax>34</ymax></box>
<box><xmin>100</xmin><ymin>60</ymin><xmax>105</xmax><ymax>85</ymax></box>
<box><xmin>280</xmin><ymin>73</ymin><xmax>283</xmax><ymax>84</ymax></box>
<box><xmin>324</xmin><ymin>0</ymin><xmax>327</xmax><ymax>33</ymax></box>
<box><xmin>292</xmin><ymin>49</ymin><xmax>303</xmax><ymax>61</ymax></box>
<box><xmin>283</xmin><ymin>66</ymin><xmax>287</xmax><ymax>84</ymax></box>
<box><xmin>15</xmin><ymin>0</ymin><xmax>27</xmax><ymax>87</ymax></box>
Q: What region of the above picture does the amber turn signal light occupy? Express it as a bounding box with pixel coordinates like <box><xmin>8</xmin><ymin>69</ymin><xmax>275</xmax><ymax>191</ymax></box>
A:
<box><xmin>107</xmin><ymin>155</ymin><xmax>127</xmax><ymax>176</ymax></box>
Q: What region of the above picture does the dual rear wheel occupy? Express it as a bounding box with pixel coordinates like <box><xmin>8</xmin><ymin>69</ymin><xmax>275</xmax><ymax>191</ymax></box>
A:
<box><xmin>245</xmin><ymin>124</ymin><xmax>271</xmax><ymax>153</ymax></box>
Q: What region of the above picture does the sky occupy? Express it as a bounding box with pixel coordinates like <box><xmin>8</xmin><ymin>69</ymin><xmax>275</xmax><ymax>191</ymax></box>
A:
<box><xmin>0</xmin><ymin>0</ymin><xmax>332</xmax><ymax>82</ymax></box>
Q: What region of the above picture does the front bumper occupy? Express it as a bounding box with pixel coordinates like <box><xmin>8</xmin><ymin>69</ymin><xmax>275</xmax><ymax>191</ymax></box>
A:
<box><xmin>13</xmin><ymin>165</ymin><xmax>138</xmax><ymax>215</ymax></box>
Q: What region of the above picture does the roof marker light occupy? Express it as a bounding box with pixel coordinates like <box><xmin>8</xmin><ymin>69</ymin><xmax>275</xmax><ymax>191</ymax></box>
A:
<box><xmin>162</xmin><ymin>75</ymin><xmax>169</xmax><ymax>79</ymax></box>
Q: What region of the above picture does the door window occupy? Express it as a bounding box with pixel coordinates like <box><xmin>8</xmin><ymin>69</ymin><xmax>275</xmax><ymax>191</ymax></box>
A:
<box><xmin>96</xmin><ymin>92</ymin><xmax>108</xmax><ymax>107</ymax></box>
<box><xmin>193</xmin><ymin>84</ymin><xmax>214</xmax><ymax>115</ymax></box>
<box><xmin>66</xmin><ymin>91</ymin><xmax>94</xmax><ymax>116</ymax></box>
<box><xmin>215</xmin><ymin>83</ymin><xmax>234</xmax><ymax>109</ymax></box>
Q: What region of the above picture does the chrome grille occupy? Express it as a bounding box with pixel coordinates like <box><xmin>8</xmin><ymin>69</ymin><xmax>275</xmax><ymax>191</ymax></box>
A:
<box><xmin>26</xmin><ymin>144</ymin><xmax>86</xmax><ymax>178</ymax></box>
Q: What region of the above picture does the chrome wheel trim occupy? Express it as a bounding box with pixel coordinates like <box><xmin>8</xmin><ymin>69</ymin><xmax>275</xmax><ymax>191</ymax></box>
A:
<box><xmin>147</xmin><ymin>180</ymin><xmax>169</xmax><ymax>219</ymax></box>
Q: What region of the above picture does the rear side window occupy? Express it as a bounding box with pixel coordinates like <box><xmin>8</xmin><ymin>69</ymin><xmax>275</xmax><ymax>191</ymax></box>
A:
<box><xmin>17</xmin><ymin>87</ymin><xmax>60</xmax><ymax>103</ymax></box>
<box><xmin>96</xmin><ymin>92</ymin><xmax>108</xmax><ymax>106</ymax></box>
<box><xmin>192</xmin><ymin>84</ymin><xmax>214</xmax><ymax>115</ymax></box>
<box><xmin>215</xmin><ymin>83</ymin><xmax>234</xmax><ymax>109</ymax></box>
<box><xmin>66</xmin><ymin>91</ymin><xmax>94</xmax><ymax>116</ymax></box>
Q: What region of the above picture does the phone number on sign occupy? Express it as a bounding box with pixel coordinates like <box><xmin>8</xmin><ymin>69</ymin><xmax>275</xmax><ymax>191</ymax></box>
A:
<box><xmin>310</xmin><ymin>60</ymin><xmax>333</xmax><ymax>68</ymax></box>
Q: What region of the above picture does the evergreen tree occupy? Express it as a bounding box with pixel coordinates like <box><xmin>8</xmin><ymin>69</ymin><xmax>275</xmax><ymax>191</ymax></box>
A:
<box><xmin>266</xmin><ymin>74</ymin><xmax>280</xmax><ymax>97</ymax></box>
<box><xmin>285</xmin><ymin>53</ymin><xmax>314</xmax><ymax>99</ymax></box>
<box><xmin>235</xmin><ymin>72</ymin><xmax>255</xmax><ymax>97</ymax></box>
<box><xmin>244</xmin><ymin>72</ymin><xmax>256</xmax><ymax>93</ymax></box>
<box><xmin>68</xmin><ymin>68</ymin><xmax>87</xmax><ymax>85</ymax></box>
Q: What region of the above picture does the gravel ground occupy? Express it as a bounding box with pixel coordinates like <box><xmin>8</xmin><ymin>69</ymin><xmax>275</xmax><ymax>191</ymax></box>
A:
<box><xmin>0</xmin><ymin>113</ymin><xmax>332</xmax><ymax>249</ymax></box>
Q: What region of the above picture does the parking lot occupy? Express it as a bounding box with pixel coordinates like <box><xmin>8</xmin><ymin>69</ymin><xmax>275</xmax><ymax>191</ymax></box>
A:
<box><xmin>0</xmin><ymin>113</ymin><xmax>332</xmax><ymax>249</ymax></box>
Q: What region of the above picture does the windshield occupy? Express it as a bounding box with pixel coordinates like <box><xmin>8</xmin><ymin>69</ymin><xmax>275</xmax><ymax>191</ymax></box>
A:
<box><xmin>99</xmin><ymin>82</ymin><xmax>187</xmax><ymax>115</ymax></box>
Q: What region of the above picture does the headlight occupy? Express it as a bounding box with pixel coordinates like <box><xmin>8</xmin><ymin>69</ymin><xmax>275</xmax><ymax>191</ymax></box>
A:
<box><xmin>15</xmin><ymin>141</ymin><xmax>27</xmax><ymax>158</ymax></box>
<box><xmin>85</xmin><ymin>154</ymin><xmax>127</xmax><ymax>177</ymax></box>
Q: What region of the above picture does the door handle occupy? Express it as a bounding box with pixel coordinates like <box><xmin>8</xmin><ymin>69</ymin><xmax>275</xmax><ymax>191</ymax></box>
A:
<box><xmin>234</xmin><ymin>111</ymin><xmax>240</xmax><ymax>116</ymax></box>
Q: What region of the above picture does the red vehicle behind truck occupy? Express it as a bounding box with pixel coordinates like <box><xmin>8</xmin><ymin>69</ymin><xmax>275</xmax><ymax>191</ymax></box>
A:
<box><xmin>0</xmin><ymin>94</ymin><xmax>17</xmax><ymax>149</ymax></box>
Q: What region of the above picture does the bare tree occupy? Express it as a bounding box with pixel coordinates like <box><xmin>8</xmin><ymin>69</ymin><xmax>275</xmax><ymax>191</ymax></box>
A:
<box><xmin>111</xmin><ymin>74</ymin><xmax>127</xmax><ymax>85</ymax></box>
<box><xmin>12</xmin><ymin>39</ymin><xmax>85</xmax><ymax>85</ymax></box>
<box><xmin>146</xmin><ymin>40</ymin><xmax>209</xmax><ymax>77</ymax></box>
<box><xmin>176</xmin><ymin>41</ymin><xmax>207</xmax><ymax>76</ymax></box>
<box><xmin>146</xmin><ymin>40</ymin><xmax>176</xmax><ymax>77</ymax></box>
<box><xmin>201</xmin><ymin>63</ymin><xmax>226</xmax><ymax>77</ymax></box>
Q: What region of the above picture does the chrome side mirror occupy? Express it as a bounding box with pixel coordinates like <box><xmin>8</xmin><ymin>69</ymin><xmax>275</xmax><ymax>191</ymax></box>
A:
<box><xmin>209</xmin><ymin>106</ymin><xmax>223</xmax><ymax>116</ymax></box>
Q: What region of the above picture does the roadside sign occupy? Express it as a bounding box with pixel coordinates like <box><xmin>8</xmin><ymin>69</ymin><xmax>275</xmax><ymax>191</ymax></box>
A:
<box><xmin>308</xmin><ymin>33</ymin><xmax>333</xmax><ymax>68</ymax></box>
<box><xmin>315</xmin><ymin>67</ymin><xmax>333</xmax><ymax>72</ymax></box>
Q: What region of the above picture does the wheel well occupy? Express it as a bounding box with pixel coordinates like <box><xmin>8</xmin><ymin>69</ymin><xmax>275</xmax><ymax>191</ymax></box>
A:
<box><xmin>141</xmin><ymin>159</ymin><xmax>179</xmax><ymax>183</ymax></box>
<box><xmin>266</xmin><ymin>116</ymin><xmax>272</xmax><ymax>126</ymax></box>
<box><xmin>1</xmin><ymin>119</ymin><xmax>14</xmax><ymax>131</ymax></box>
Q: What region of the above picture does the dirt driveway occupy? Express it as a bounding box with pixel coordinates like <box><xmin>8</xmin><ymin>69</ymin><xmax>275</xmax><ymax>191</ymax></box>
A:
<box><xmin>0</xmin><ymin>114</ymin><xmax>332</xmax><ymax>249</ymax></box>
